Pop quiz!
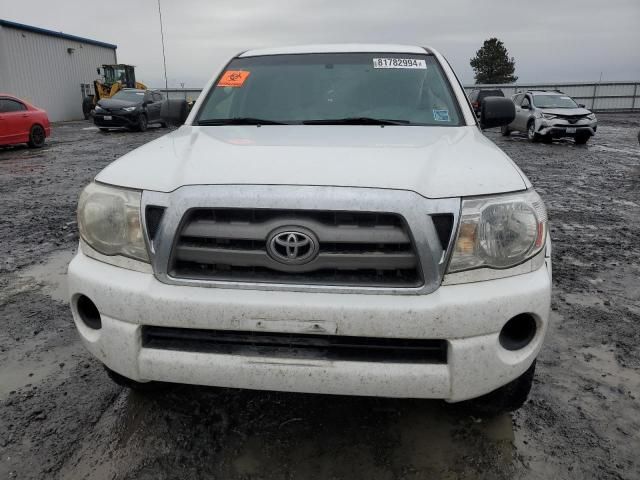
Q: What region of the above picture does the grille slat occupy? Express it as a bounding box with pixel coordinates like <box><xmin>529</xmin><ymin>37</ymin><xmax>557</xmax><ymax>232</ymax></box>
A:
<box><xmin>169</xmin><ymin>208</ymin><xmax>423</xmax><ymax>287</ymax></box>
<box><xmin>142</xmin><ymin>327</ymin><xmax>448</xmax><ymax>364</ymax></box>
<box><xmin>182</xmin><ymin>218</ymin><xmax>410</xmax><ymax>244</ymax></box>
<box><xmin>174</xmin><ymin>245</ymin><xmax>417</xmax><ymax>273</ymax></box>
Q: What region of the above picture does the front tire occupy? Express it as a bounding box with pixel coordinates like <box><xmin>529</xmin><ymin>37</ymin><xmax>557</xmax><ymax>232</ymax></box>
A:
<box><xmin>527</xmin><ymin>121</ymin><xmax>539</xmax><ymax>142</ymax></box>
<box><xmin>28</xmin><ymin>124</ymin><xmax>46</xmax><ymax>148</ymax></box>
<box><xmin>461</xmin><ymin>360</ymin><xmax>536</xmax><ymax>417</ymax></box>
<box><xmin>575</xmin><ymin>133</ymin><xmax>590</xmax><ymax>144</ymax></box>
<box><xmin>82</xmin><ymin>96</ymin><xmax>94</xmax><ymax>120</ymax></box>
<box><xmin>136</xmin><ymin>114</ymin><xmax>148</xmax><ymax>132</ymax></box>
<box><xmin>105</xmin><ymin>366</ymin><xmax>164</xmax><ymax>392</ymax></box>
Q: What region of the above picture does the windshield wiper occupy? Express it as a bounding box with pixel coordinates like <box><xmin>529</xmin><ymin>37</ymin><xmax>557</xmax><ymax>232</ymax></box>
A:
<box><xmin>302</xmin><ymin>117</ymin><xmax>410</xmax><ymax>125</ymax></box>
<box><xmin>197</xmin><ymin>117</ymin><xmax>286</xmax><ymax>126</ymax></box>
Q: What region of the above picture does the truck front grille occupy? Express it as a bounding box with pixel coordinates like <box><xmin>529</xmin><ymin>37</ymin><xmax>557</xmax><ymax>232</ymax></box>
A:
<box><xmin>142</xmin><ymin>327</ymin><xmax>448</xmax><ymax>364</ymax></box>
<box><xmin>168</xmin><ymin>208</ymin><xmax>422</xmax><ymax>287</ymax></box>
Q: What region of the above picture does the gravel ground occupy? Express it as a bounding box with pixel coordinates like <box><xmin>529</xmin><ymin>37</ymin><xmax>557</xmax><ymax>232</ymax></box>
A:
<box><xmin>1</xmin><ymin>116</ymin><xmax>639</xmax><ymax>479</ymax></box>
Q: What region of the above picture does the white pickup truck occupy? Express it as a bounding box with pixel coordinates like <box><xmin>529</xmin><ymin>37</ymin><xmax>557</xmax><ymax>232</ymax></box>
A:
<box><xmin>68</xmin><ymin>44</ymin><xmax>551</xmax><ymax>415</ymax></box>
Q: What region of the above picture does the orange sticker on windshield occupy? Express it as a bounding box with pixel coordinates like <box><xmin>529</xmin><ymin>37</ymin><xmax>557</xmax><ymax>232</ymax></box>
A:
<box><xmin>218</xmin><ymin>70</ymin><xmax>250</xmax><ymax>87</ymax></box>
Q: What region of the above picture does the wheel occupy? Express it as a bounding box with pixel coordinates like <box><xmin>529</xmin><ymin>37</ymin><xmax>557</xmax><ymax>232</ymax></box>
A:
<box><xmin>460</xmin><ymin>360</ymin><xmax>536</xmax><ymax>417</ymax></box>
<box><xmin>27</xmin><ymin>124</ymin><xmax>46</xmax><ymax>148</ymax></box>
<box><xmin>104</xmin><ymin>366</ymin><xmax>164</xmax><ymax>391</ymax></box>
<box><xmin>82</xmin><ymin>96</ymin><xmax>94</xmax><ymax>120</ymax></box>
<box><xmin>136</xmin><ymin>114</ymin><xmax>148</xmax><ymax>132</ymax></box>
<box><xmin>500</xmin><ymin>125</ymin><xmax>511</xmax><ymax>136</ymax></box>
<box><xmin>575</xmin><ymin>133</ymin><xmax>590</xmax><ymax>144</ymax></box>
<box><xmin>527</xmin><ymin>121</ymin><xmax>539</xmax><ymax>142</ymax></box>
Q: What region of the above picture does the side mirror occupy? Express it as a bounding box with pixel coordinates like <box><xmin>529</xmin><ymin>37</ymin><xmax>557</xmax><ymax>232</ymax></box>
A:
<box><xmin>480</xmin><ymin>97</ymin><xmax>516</xmax><ymax>129</ymax></box>
<box><xmin>162</xmin><ymin>99</ymin><xmax>190</xmax><ymax>126</ymax></box>
<box><xmin>578</xmin><ymin>103</ymin><xmax>586</xmax><ymax>108</ymax></box>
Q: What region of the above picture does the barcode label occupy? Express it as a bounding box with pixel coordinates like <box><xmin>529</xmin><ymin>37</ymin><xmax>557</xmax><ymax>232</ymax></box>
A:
<box><xmin>373</xmin><ymin>58</ymin><xmax>427</xmax><ymax>69</ymax></box>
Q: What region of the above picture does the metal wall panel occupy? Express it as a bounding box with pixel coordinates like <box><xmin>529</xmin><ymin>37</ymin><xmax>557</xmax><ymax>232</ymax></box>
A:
<box><xmin>0</xmin><ymin>25</ymin><xmax>116</xmax><ymax>121</ymax></box>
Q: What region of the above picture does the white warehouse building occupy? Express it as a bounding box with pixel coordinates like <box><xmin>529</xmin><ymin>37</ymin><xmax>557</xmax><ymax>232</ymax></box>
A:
<box><xmin>0</xmin><ymin>19</ymin><xmax>117</xmax><ymax>121</ymax></box>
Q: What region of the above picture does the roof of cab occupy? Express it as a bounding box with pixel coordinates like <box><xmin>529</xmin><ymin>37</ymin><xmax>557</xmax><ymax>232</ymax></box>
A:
<box><xmin>240</xmin><ymin>44</ymin><xmax>432</xmax><ymax>57</ymax></box>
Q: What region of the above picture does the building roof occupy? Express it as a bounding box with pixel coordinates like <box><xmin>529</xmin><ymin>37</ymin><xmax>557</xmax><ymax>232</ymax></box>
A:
<box><xmin>0</xmin><ymin>19</ymin><xmax>117</xmax><ymax>50</ymax></box>
<box><xmin>240</xmin><ymin>44</ymin><xmax>433</xmax><ymax>57</ymax></box>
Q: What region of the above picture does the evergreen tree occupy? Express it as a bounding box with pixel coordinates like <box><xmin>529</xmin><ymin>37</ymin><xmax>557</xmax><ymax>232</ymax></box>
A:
<box><xmin>470</xmin><ymin>38</ymin><xmax>518</xmax><ymax>84</ymax></box>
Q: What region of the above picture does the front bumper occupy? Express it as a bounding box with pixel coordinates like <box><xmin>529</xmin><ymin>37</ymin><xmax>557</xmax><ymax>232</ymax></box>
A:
<box><xmin>536</xmin><ymin>118</ymin><xmax>597</xmax><ymax>137</ymax></box>
<box><xmin>68</xmin><ymin>250</ymin><xmax>552</xmax><ymax>402</ymax></box>
<box><xmin>94</xmin><ymin>112</ymin><xmax>139</xmax><ymax>128</ymax></box>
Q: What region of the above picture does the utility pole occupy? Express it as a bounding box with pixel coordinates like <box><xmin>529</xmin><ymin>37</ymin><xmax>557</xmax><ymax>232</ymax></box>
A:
<box><xmin>157</xmin><ymin>0</ymin><xmax>169</xmax><ymax>90</ymax></box>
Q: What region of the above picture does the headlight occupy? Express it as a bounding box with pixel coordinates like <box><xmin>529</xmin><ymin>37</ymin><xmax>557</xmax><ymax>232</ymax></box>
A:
<box><xmin>587</xmin><ymin>113</ymin><xmax>596</xmax><ymax>120</ymax></box>
<box><xmin>94</xmin><ymin>105</ymin><xmax>105</xmax><ymax>113</ymax></box>
<box><xmin>446</xmin><ymin>190</ymin><xmax>547</xmax><ymax>273</ymax></box>
<box><xmin>541</xmin><ymin>113</ymin><xmax>556</xmax><ymax>120</ymax></box>
<box><xmin>77</xmin><ymin>182</ymin><xmax>149</xmax><ymax>262</ymax></box>
<box><xmin>123</xmin><ymin>106</ymin><xmax>137</xmax><ymax>112</ymax></box>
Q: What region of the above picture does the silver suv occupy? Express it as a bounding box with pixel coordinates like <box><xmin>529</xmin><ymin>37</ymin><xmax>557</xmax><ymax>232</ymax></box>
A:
<box><xmin>502</xmin><ymin>90</ymin><xmax>597</xmax><ymax>144</ymax></box>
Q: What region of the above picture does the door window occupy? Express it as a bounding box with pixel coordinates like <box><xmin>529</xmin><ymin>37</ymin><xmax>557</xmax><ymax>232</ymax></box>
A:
<box><xmin>0</xmin><ymin>99</ymin><xmax>27</xmax><ymax>113</ymax></box>
<box><xmin>521</xmin><ymin>96</ymin><xmax>531</xmax><ymax>108</ymax></box>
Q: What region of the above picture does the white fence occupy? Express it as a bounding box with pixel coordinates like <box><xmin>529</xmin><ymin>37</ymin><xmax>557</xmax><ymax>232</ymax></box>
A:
<box><xmin>156</xmin><ymin>88</ymin><xmax>203</xmax><ymax>102</ymax></box>
<box><xmin>156</xmin><ymin>81</ymin><xmax>640</xmax><ymax>112</ymax></box>
<box><xmin>464</xmin><ymin>81</ymin><xmax>640</xmax><ymax>111</ymax></box>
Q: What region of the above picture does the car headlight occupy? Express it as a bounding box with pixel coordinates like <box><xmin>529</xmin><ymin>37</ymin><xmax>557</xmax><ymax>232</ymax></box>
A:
<box><xmin>541</xmin><ymin>113</ymin><xmax>556</xmax><ymax>120</ymax></box>
<box><xmin>123</xmin><ymin>106</ymin><xmax>137</xmax><ymax>112</ymax></box>
<box><xmin>94</xmin><ymin>105</ymin><xmax>105</xmax><ymax>113</ymax></box>
<box><xmin>587</xmin><ymin>113</ymin><xmax>596</xmax><ymax>121</ymax></box>
<box><xmin>446</xmin><ymin>190</ymin><xmax>547</xmax><ymax>274</ymax></box>
<box><xmin>77</xmin><ymin>182</ymin><xmax>149</xmax><ymax>262</ymax></box>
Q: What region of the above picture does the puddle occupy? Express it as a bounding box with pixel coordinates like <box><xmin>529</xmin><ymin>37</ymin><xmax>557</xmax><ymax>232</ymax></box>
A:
<box><xmin>17</xmin><ymin>249</ymin><xmax>75</xmax><ymax>303</ymax></box>
<box><xmin>590</xmin><ymin>144</ymin><xmax>640</xmax><ymax>156</ymax></box>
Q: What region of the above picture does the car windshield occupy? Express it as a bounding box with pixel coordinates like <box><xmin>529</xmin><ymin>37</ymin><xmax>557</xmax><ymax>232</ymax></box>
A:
<box><xmin>533</xmin><ymin>94</ymin><xmax>578</xmax><ymax>109</ymax></box>
<box><xmin>196</xmin><ymin>53</ymin><xmax>462</xmax><ymax>126</ymax></box>
<box><xmin>112</xmin><ymin>90</ymin><xmax>145</xmax><ymax>102</ymax></box>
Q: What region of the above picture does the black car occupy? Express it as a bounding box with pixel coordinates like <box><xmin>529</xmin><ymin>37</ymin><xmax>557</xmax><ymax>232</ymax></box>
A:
<box><xmin>93</xmin><ymin>89</ymin><xmax>168</xmax><ymax>132</ymax></box>
<box><xmin>468</xmin><ymin>89</ymin><xmax>505</xmax><ymax>116</ymax></box>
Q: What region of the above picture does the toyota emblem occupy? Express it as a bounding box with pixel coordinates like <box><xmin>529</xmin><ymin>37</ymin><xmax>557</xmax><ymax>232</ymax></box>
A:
<box><xmin>267</xmin><ymin>227</ymin><xmax>319</xmax><ymax>265</ymax></box>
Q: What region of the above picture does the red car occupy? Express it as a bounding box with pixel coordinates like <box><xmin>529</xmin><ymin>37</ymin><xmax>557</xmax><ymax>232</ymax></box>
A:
<box><xmin>0</xmin><ymin>94</ymin><xmax>51</xmax><ymax>148</ymax></box>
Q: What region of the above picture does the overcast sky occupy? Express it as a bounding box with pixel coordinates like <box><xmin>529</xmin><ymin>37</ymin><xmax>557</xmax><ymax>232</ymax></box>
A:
<box><xmin>2</xmin><ymin>0</ymin><xmax>639</xmax><ymax>88</ymax></box>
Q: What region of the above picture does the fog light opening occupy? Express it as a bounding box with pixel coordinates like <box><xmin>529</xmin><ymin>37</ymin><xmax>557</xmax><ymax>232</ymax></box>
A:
<box><xmin>499</xmin><ymin>314</ymin><xmax>537</xmax><ymax>351</ymax></box>
<box><xmin>76</xmin><ymin>295</ymin><xmax>102</xmax><ymax>330</ymax></box>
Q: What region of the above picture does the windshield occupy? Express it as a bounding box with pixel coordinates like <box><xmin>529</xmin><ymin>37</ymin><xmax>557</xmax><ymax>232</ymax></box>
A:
<box><xmin>112</xmin><ymin>90</ymin><xmax>145</xmax><ymax>102</ymax></box>
<box><xmin>104</xmin><ymin>67</ymin><xmax>129</xmax><ymax>85</ymax></box>
<box><xmin>532</xmin><ymin>94</ymin><xmax>578</xmax><ymax>109</ymax></box>
<box><xmin>196</xmin><ymin>53</ymin><xmax>462</xmax><ymax>126</ymax></box>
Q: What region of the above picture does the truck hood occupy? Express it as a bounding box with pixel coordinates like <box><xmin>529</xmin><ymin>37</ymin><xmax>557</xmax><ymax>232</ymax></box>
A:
<box><xmin>96</xmin><ymin>125</ymin><xmax>529</xmax><ymax>198</ymax></box>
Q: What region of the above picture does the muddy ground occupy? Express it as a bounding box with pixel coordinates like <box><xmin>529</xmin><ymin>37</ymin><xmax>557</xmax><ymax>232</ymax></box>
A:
<box><xmin>1</xmin><ymin>116</ymin><xmax>639</xmax><ymax>479</ymax></box>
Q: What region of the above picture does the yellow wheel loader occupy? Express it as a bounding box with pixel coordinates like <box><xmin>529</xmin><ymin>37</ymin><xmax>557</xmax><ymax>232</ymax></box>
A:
<box><xmin>82</xmin><ymin>64</ymin><xmax>147</xmax><ymax>119</ymax></box>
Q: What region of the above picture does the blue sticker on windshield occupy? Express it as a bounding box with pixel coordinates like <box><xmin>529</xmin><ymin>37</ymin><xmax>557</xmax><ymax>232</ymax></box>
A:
<box><xmin>433</xmin><ymin>109</ymin><xmax>450</xmax><ymax>122</ymax></box>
